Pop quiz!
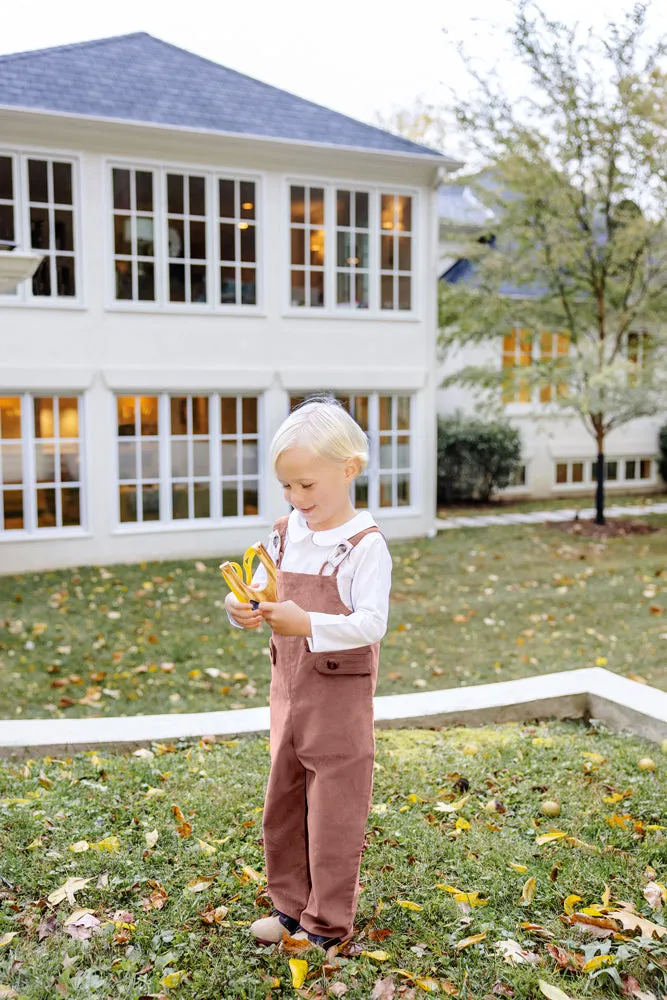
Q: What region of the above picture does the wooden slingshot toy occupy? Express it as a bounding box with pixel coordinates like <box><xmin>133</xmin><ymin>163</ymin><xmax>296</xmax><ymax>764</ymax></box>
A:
<box><xmin>219</xmin><ymin>543</ymin><xmax>278</xmax><ymax>609</ymax></box>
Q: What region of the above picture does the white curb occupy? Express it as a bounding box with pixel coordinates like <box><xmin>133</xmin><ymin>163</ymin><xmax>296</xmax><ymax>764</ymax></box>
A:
<box><xmin>1</xmin><ymin>668</ymin><xmax>665</xmax><ymax>758</ymax></box>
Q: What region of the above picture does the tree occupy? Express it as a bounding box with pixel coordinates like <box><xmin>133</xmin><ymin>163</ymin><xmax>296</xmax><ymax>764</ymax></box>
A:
<box><xmin>439</xmin><ymin>1</ymin><xmax>667</xmax><ymax>524</ymax></box>
<box><xmin>374</xmin><ymin>96</ymin><xmax>450</xmax><ymax>153</ymax></box>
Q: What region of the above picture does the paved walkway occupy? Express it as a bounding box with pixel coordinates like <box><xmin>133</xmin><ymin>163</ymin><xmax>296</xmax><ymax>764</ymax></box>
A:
<box><xmin>436</xmin><ymin>500</ymin><xmax>667</xmax><ymax>530</ymax></box>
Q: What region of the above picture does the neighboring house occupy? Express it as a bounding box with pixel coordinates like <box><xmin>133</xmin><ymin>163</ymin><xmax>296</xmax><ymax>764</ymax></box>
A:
<box><xmin>0</xmin><ymin>32</ymin><xmax>462</xmax><ymax>574</ymax></box>
<box><xmin>438</xmin><ymin>182</ymin><xmax>664</xmax><ymax>499</ymax></box>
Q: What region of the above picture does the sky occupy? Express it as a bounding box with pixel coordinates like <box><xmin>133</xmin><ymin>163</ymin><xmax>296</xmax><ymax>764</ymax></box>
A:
<box><xmin>1</xmin><ymin>0</ymin><xmax>665</xmax><ymax>160</ymax></box>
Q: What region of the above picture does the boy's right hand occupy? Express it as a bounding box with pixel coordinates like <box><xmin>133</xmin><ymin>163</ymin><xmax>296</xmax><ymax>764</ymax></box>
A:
<box><xmin>225</xmin><ymin>588</ymin><xmax>264</xmax><ymax>630</ymax></box>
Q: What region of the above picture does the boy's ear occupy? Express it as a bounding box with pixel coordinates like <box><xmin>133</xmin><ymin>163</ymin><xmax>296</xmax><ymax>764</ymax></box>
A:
<box><xmin>344</xmin><ymin>456</ymin><xmax>362</xmax><ymax>481</ymax></box>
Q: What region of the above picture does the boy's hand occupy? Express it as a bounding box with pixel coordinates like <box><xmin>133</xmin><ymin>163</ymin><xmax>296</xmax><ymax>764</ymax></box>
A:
<box><xmin>258</xmin><ymin>600</ymin><xmax>311</xmax><ymax>637</ymax></box>
<box><xmin>225</xmin><ymin>588</ymin><xmax>263</xmax><ymax>630</ymax></box>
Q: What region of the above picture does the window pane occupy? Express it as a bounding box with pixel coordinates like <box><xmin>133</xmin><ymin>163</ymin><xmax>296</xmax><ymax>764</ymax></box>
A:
<box><xmin>142</xmin><ymin>485</ymin><xmax>160</xmax><ymax>520</ymax></box>
<box><xmin>355</xmin><ymin>475</ymin><xmax>368</xmax><ymax>509</ymax></box>
<box><xmin>114</xmin><ymin>215</ymin><xmax>131</xmax><ymax>255</ymax></box>
<box><xmin>381</xmin><ymin>235</ymin><xmax>394</xmax><ymax>269</ymax></box>
<box><xmin>397</xmin><ymin>396</ymin><xmax>410</xmax><ymax>430</ymax></box>
<box><xmin>138</xmin><ymin>262</ymin><xmax>155</xmax><ymax>301</ymax></box>
<box><xmin>222</xmin><ymin>485</ymin><xmax>238</xmax><ymax>516</ymax></box>
<box><xmin>141</xmin><ymin>441</ymin><xmax>160</xmax><ymax>478</ymax></box>
<box><xmin>379</xmin><ymin>396</ymin><xmax>392</xmax><ymax>431</ymax></box>
<box><xmin>337</xmin><ymin>190</ymin><xmax>351</xmax><ymax>227</ymax></box>
<box><xmin>58</xmin><ymin>398</ymin><xmax>79</xmax><ymax>438</ymax></box>
<box><xmin>606</xmin><ymin>461</ymin><xmax>618</xmax><ymax>481</ymax></box>
<box><xmin>30</xmin><ymin>207</ymin><xmax>50</xmax><ymax>249</ymax></box>
<box><xmin>380</xmin><ymin>195</ymin><xmax>394</xmax><ymax>230</ymax></box>
<box><xmin>356</xmin><ymin>192</ymin><xmax>369</xmax><ymax>229</ymax></box>
<box><xmin>191</xmin><ymin>265</ymin><xmax>207</xmax><ymax>303</ymax></box>
<box><xmin>189</xmin><ymin>176</ymin><xmax>206</xmax><ymax>216</ymax></box>
<box><xmin>379</xmin><ymin>475</ymin><xmax>393</xmax><ymax>508</ymax></box>
<box><xmin>309</xmin><ymin>270</ymin><xmax>324</xmax><ymax>307</ymax></box>
<box><xmin>337</xmin><ymin>272</ymin><xmax>351</xmax><ymax>305</ymax></box>
<box><xmin>171</xmin><ymin>440</ymin><xmax>189</xmax><ymax>477</ymax></box>
<box><xmin>0</xmin><ymin>156</ymin><xmax>13</xmax><ymax>201</ymax></box>
<box><xmin>242</xmin><ymin>442</ymin><xmax>258</xmax><ymax>475</ymax></box>
<box><xmin>398</xmin><ymin>236</ymin><xmax>411</xmax><ymax>271</ymax></box>
<box><xmin>240</xmin><ymin>267</ymin><xmax>256</xmax><ymax>305</ymax></box>
<box><xmin>61</xmin><ymin>487</ymin><xmax>80</xmax><ymax>526</ymax></box>
<box><xmin>28</xmin><ymin>160</ymin><xmax>49</xmax><ymax>203</ymax></box>
<box><xmin>118</xmin><ymin>441</ymin><xmax>136</xmax><ymax>479</ymax></box>
<box><xmin>572</xmin><ymin>462</ymin><xmax>584</xmax><ymax>483</ymax></box>
<box><xmin>136</xmin><ymin>217</ymin><xmax>154</xmax><ymax>256</ymax></box>
<box><xmin>397</xmin><ymin>435</ymin><xmax>410</xmax><ymax>468</ymax></box>
<box><xmin>353</xmin><ymin>396</ymin><xmax>369</xmax><ymax>431</ymax></box>
<box><xmin>290</xmin><ymin>186</ymin><xmax>305</xmax><ymax>223</ymax></box>
<box><xmin>140</xmin><ymin>397</ymin><xmax>159</xmax><ymax>436</ymax></box>
<box><xmin>36</xmin><ymin>487</ymin><xmax>56</xmax><ymax>527</ymax></box>
<box><xmin>337</xmin><ymin>231</ymin><xmax>352</xmax><ymax>268</ymax></box>
<box><xmin>220</xmin><ymin>223</ymin><xmax>235</xmax><ymax>261</ymax></box>
<box><xmin>172</xmin><ymin>482</ymin><xmax>189</xmax><ymax>519</ymax></box>
<box><xmin>379</xmin><ymin>436</ymin><xmax>392</xmax><ymax>469</ymax></box>
<box><xmin>32</xmin><ymin>258</ymin><xmax>51</xmax><ymax>296</ymax></box>
<box><xmin>193</xmin><ymin>440</ymin><xmax>210</xmax><ymax>476</ymax></box>
<box><xmin>115</xmin><ymin>261</ymin><xmax>132</xmax><ymax>300</ymax></box>
<box><xmin>56</xmin><ymin>257</ymin><xmax>75</xmax><ymax>296</ymax></box>
<box><xmin>0</xmin><ymin>398</ymin><xmax>22</xmax><ymax>439</ymax></box>
<box><xmin>135</xmin><ymin>172</ymin><xmax>153</xmax><ymax>212</ymax></box>
<box><xmin>310</xmin><ymin>230</ymin><xmax>324</xmax><ymax>267</ymax></box>
<box><xmin>398</xmin><ymin>276</ymin><xmax>411</xmax><ymax>310</ymax></box>
<box><xmin>221</xmin><ymin>441</ymin><xmax>237</xmax><ymax>475</ymax></box>
<box><xmin>194</xmin><ymin>482</ymin><xmax>210</xmax><ymax>518</ymax></box>
<box><xmin>310</xmin><ymin>188</ymin><xmax>324</xmax><ymax>225</ymax></box>
<box><xmin>397</xmin><ymin>196</ymin><xmax>412</xmax><ymax>231</ymax></box>
<box><xmin>190</xmin><ymin>220</ymin><xmax>206</xmax><ymax>259</ymax></box>
<box><xmin>240</xmin><ymin>182</ymin><xmax>255</xmax><ymax>220</ymax></box>
<box><xmin>291</xmin><ymin>271</ymin><xmax>306</xmax><ymax>307</ymax></box>
<box><xmin>356</xmin><ymin>233</ymin><xmax>369</xmax><ymax>268</ymax></box>
<box><xmin>240</xmin><ymin>225</ymin><xmax>255</xmax><ymax>262</ymax></box>
<box><xmin>3</xmin><ymin>490</ymin><xmax>23</xmax><ymax>530</ymax></box>
<box><xmin>192</xmin><ymin>396</ymin><xmax>209</xmax><ymax>435</ymax></box>
<box><xmin>221</xmin><ymin>266</ymin><xmax>236</xmax><ymax>304</ymax></box>
<box><xmin>0</xmin><ymin>204</ymin><xmax>13</xmax><ymax>244</ymax></box>
<box><xmin>117</xmin><ymin>397</ymin><xmax>136</xmax><ymax>436</ymax></box>
<box><xmin>167</xmin><ymin>218</ymin><xmax>184</xmax><ymax>258</ymax></box>
<box><xmin>242</xmin><ymin>397</ymin><xmax>258</xmax><ymax>434</ymax></box>
<box><xmin>119</xmin><ymin>484</ymin><xmax>138</xmax><ymax>522</ymax></box>
<box><xmin>641</xmin><ymin>459</ymin><xmax>652</xmax><ymax>479</ymax></box>
<box><xmin>396</xmin><ymin>473</ymin><xmax>410</xmax><ymax>506</ymax></box>
<box><xmin>556</xmin><ymin>463</ymin><xmax>567</xmax><ymax>484</ymax></box>
<box><xmin>34</xmin><ymin>398</ymin><xmax>54</xmax><ymax>439</ymax></box>
<box><xmin>170</xmin><ymin>396</ymin><xmax>188</xmax><ymax>435</ymax></box>
<box><xmin>221</xmin><ymin>397</ymin><xmax>237</xmax><ymax>435</ymax></box>
<box><xmin>625</xmin><ymin>460</ymin><xmax>636</xmax><ymax>480</ymax></box>
<box><xmin>53</xmin><ymin>162</ymin><xmax>73</xmax><ymax>205</ymax></box>
<box><xmin>167</xmin><ymin>174</ymin><xmax>184</xmax><ymax>214</ymax></box>
<box><xmin>355</xmin><ymin>272</ymin><xmax>369</xmax><ymax>309</ymax></box>
<box><xmin>169</xmin><ymin>263</ymin><xmax>186</xmax><ymax>302</ymax></box>
<box><xmin>243</xmin><ymin>484</ymin><xmax>259</xmax><ymax>515</ymax></box>
<box><xmin>291</xmin><ymin>229</ymin><xmax>305</xmax><ymax>266</ymax></box>
<box><xmin>113</xmin><ymin>169</ymin><xmax>131</xmax><ymax>211</ymax></box>
<box><xmin>1</xmin><ymin>444</ymin><xmax>22</xmax><ymax>484</ymax></box>
<box><xmin>219</xmin><ymin>179</ymin><xmax>235</xmax><ymax>219</ymax></box>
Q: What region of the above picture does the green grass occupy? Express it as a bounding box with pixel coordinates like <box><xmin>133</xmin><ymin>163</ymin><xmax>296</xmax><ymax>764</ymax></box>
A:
<box><xmin>1</xmin><ymin>722</ymin><xmax>666</xmax><ymax>999</ymax></box>
<box><xmin>438</xmin><ymin>491</ymin><xmax>666</xmax><ymax>519</ymax></box>
<box><xmin>2</xmin><ymin>517</ymin><xmax>667</xmax><ymax>720</ymax></box>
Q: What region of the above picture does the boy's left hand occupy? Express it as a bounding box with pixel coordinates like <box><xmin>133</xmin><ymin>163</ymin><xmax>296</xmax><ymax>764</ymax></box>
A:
<box><xmin>258</xmin><ymin>600</ymin><xmax>311</xmax><ymax>637</ymax></box>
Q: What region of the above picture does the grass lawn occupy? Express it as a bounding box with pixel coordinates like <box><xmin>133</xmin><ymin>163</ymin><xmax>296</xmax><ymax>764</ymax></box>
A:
<box><xmin>1</xmin><ymin>721</ymin><xmax>666</xmax><ymax>999</ymax></box>
<box><xmin>437</xmin><ymin>491</ymin><xmax>667</xmax><ymax>519</ymax></box>
<box><xmin>2</xmin><ymin>517</ymin><xmax>667</xmax><ymax>721</ymax></box>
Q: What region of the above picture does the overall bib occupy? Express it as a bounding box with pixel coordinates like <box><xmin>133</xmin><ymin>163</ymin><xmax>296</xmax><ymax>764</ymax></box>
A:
<box><xmin>262</xmin><ymin>515</ymin><xmax>382</xmax><ymax>941</ymax></box>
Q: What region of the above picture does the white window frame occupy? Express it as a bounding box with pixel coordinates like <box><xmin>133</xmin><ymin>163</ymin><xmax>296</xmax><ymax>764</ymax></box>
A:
<box><xmin>501</xmin><ymin>328</ymin><xmax>571</xmax><ymax>411</ymax></box>
<box><xmin>0</xmin><ymin>145</ymin><xmax>83</xmax><ymax>309</ymax></box>
<box><xmin>283</xmin><ymin>175</ymin><xmax>419</xmax><ymax>320</ymax></box>
<box><xmin>334</xmin><ymin>188</ymin><xmax>371</xmax><ymax>310</ymax></box>
<box><xmin>105</xmin><ymin>156</ymin><xmax>263</xmax><ymax>315</ymax></box>
<box><xmin>553</xmin><ymin>456</ymin><xmax>657</xmax><ymax>489</ymax></box>
<box><xmin>286</xmin><ymin>391</ymin><xmax>417</xmax><ymax>512</ymax></box>
<box><xmin>114</xmin><ymin>392</ymin><xmax>264</xmax><ymax>531</ymax></box>
<box><xmin>0</xmin><ymin>392</ymin><xmax>87</xmax><ymax>539</ymax></box>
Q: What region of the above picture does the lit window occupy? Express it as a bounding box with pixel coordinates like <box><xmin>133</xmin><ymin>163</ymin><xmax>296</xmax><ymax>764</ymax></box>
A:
<box><xmin>290</xmin><ymin>185</ymin><xmax>325</xmax><ymax>307</ymax></box>
<box><xmin>380</xmin><ymin>194</ymin><xmax>412</xmax><ymax>310</ymax></box>
<box><xmin>117</xmin><ymin>396</ymin><xmax>160</xmax><ymax>522</ymax></box>
<box><xmin>166</xmin><ymin>173</ymin><xmax>208</xmax><ymax>304</ymax></box>
<box><xmin>170</xmin><ymin>396</ymin><xmax>211</xmax><ymax>518</ymax></box>
<box><xmin>336</xmin><ymin>190</ymin><xmax>370</xmax><ymax>309</ymax></box>
<box><xmin>502</xmin><ymin>328</ymin><xmax>533</xmax><ymax>403</ymax></box>
<box><xmin>628</xmin><ymin>332</ymin><xmax>652</xmax><ymax>385</ymax></box>
<box><xmin>0</xmin><ymin>395</ymin><xmax>82</xmax><ymax>533</ymax></box>
<box><xmin>539</xmin><ymin>331</ymin><xmax>570</xmax><ymax>402</ymax></box>
<box><xmin>220</xmin><ymin>396</ymin><xmax>260</xmax><ymax>516</ymax></box>
<box><xmin>219</xmin><ymin>178</ymin><xmax>257</xmax><ymax>306</ymax></box>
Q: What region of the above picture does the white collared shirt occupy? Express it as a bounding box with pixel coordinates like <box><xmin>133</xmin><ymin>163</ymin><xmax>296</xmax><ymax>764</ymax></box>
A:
<box><xmin>226</xmin><ymin>508</ymin><xmax>393</xmax><ymax>652</ymax></box>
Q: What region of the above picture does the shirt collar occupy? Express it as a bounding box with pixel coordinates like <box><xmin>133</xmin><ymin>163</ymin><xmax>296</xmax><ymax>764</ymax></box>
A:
<box><xmin>287</xmin><ymin>508</ymin><xmax>376</xmax><ymax>546</ymax></box>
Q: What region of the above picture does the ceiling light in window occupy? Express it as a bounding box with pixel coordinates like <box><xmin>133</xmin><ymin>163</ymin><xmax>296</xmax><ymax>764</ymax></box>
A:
<box><xmin>346</xmin><ymin>256</ymin><xmax>359</xmax><ymax>265</ymax></box>
<box><xmin>242</xmin><ymin>202</ymin><xmax>254</xmax><ymax>210</ymax></box>
<box><xmin>238</xmin><ymin>222</ymin><xmax>250</xmax><ymax>230</ymax></box>
<box><xmin>381</xmin><ymin>220</ymin><xmax>393</xmax><ymax>229</ymax></box>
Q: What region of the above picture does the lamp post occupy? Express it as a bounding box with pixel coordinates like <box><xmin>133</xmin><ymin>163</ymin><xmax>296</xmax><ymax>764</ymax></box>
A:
<box><xmin>0</xmin><ymin>240</ymin><xmax>43</xmax><ymax>294</ymax></box>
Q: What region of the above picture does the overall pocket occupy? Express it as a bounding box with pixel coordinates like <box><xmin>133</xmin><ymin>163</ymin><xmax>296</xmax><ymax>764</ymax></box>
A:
<box><xmin>314</xmin><ymin>651</ymin><xmax>372</xmax><ymax>675</ymax></box>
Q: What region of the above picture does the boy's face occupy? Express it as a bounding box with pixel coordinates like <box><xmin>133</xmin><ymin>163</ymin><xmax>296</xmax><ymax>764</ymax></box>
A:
<box><xmin>275</xmin><ymin>445</ymin><xmax>360</xmax><ymax>529</ymax></box>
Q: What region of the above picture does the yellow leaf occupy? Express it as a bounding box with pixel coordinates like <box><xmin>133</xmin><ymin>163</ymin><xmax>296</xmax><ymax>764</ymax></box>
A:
<box><xmin>145</xmin><ymin>829</ymin><xmax>159</xmax><ymax>848</ymax></box>
<box><xmin>289</xmin><ymin>958</ymin><xmax>308</xmax><ymax>988</ymax></box>
<box><xmin>415</xmin><ymin>977</ymin><xmax>440</xmax><ymax>992</ymax></box>
<box><xmin>455</xmin><ymin>931</ymin><xmax>487</xmax><ymax>950</ymax></box>
<box><xmin>361</xmin><ymin>950</ymin><xmax>389</xmax><ymax>961</ymax></box>
<box><xmin>47</xmin><ymin>876</ymin><xmax>93</xmax><ymax>906</ymax></box>
<box><xmin>508</xmin><ymin>862</ymin><xmax>528</xmax><ymax>873</ymax></box>
<box><xmin>582</xmin><ymin>955</ymin><xmax>614</xmax><ymax>972</ymax></box>
<box><xmin>536</xmin><ymin>830</ymin><xmax>568</xmax><ymax>845</ymax></box>
<box><xmin>241</xmin><ymin>865</ymin><xmax>264</xmax><ymax>882</ymax></box>
<box><xmin>90</xmin><ymin>835</ymin><xmax>120</xmax><ymax>852</ymax></box>
<box><xmin>0</xmin><ymin>934</ymin><xmax>17</xmax><ymax>948</ymax></box>
<box><xmin>0</xmin><ymin>986</ymin><xmax>19</xmax><ymax>998</ymax></box>
<box><xmin>161</xmin><ymin>970</ymin><xmax>188</xmax><ymax>988</ymax></box>
<box><xmin>455</xmin><ymin>817</ymin><xmax>470</xmax><ymax>830</ymax></box>
<box><xmin>454</xmin><ymin>891</ymin><xmax>488</xmax><ymax>908</ymax></box>
<box><xmin>396</xmin><ymin>900</ymin><xmax>423</xmax><ymax>911</ymax></box>
<box><xmin>436</xmin><ymin>883</ymin><xmax>464</xmax><ymax>895</ymax></box>
<box><xmin>538</xmin><ymin>980</ymin><xmax>573</xmax><ymax>1000</ymax></box>
<box><xmin>63</xmin><ymin>908</ymin><xmax>97</xmax><ymax>926</ymax></box>
<box><xmin>186</xmin><ymin>875</ymin><xmax>217</xmax><ymax>893</ymax></box>
<box><xmin>582</xmin><ymin>752</ymin><xmax>605</xmax><ymax>764</ymax></box>
<box><xmin>27</xmin><ymin>836</ymin><xmax>43</xmax><ymax>850</ymax></box>
<box><xmin>564</xmin><ymin>894</ymin><xmax>583</xmax><ymax>915</ymax></box>
<box><xmin>69</xmin><ymin>840</ymin><xmax>89</xmax><ymax>853</ymax></box>
<box><xmin>451</xmin><ymin>794</ymin><xmax>470</xmax><ymax>810</ymax></box>
<box><xmin>519</xmin><ymin>877</ymin><xmax>536</xmax><ymax>905</ymax></box>
<box><xmin>197</xmin><ymin>838</ymin><xmax>216</xmax><ymax>855</ymax></box>
<box><xmin>603</xmin><ymin>792</ymin><xmax>624</xmax><ymax>804</ymax></box>
<box><xmin>407</xmin><ymin>793</ymin><xmax>426</xmax><ymax>804</ymax></box>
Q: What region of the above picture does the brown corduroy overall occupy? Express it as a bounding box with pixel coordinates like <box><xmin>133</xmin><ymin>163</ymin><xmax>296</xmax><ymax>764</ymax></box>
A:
<box><xmin>262</xmin><ymin>515</ymin><xmax>383</xmax><ymax>941</ymax></box>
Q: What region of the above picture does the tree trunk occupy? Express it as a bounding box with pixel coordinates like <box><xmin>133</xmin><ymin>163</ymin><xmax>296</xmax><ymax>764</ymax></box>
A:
<box><xmin>595</xmin><ymin>450</ymin><xmax>605</xmax><ymax>526</ymax></box>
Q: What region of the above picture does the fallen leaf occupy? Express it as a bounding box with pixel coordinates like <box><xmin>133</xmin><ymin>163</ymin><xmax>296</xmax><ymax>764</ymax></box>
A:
<box><xmin>145</xmin><ymin>829</ymin><xmax>159</xmax><ymax>849</ymax></box>
<box><xmin>0</xmin><ymin>987</ymin><xmax>19</xmax><ymax>999</ymax></box>
<box><xmin>494</xmin><ymin>939</ymin><xmax>540</xmax><ymax>965</ymax></box>
<box><xmin>362</xmin><ymin>950</ymin><xmax>389</xmax><ymax>961</ymax></box>
<box><xmin>643</xmin><ymin>881</ymin><xmax>667</xmax><ymax>910</ymax></box>
<box><xmin>455</xmin><ymin>931</ymin><xmax>487</xmax><ymax>950</ymax></box>
<box><xmin>0</xmin><ymin>934</ymin><xmax>17</xmax><ymax>948</ymax></box>
<box><xmin>371</xmin><ymin>978</ymin><xmax>396</xmax><ymax>999</ymax></box>
<box><xmin>536</xmin><ymin>830</ymin><xmax>568</xmax><ymax>845</ymax></box>
<box><xmin>172</xmin><ymin>804</ymin><xmax>193</xmax><ymax>838</ymax></box>
<box><xmin>289</xmin><ymin>958</ymin><xmax>308</xmax><ymax>988</ymax></box>
<box><xmin>607</xmin><ymin>902</ymin><xmax>667</xmax><ymax>939</ymax></box>
<box><xmin>564</xmin><ymin>894</ymin><xmax>584</xmax><ymax>915</ymax></box>
<box><xmin>90</xmin><ymin>835</ymin><xmax>120</xmax><ymax>852</ymax></box>
<box><xmin>582</xmin><ymin>954</ymin><xmax>614</xmax><ymax>972</ymax></box>
<box><xmin>47</xmin><ymin>876</ymin><xmax>93</xmax><ymax>906</ymax></box>
<box><xmin>519</xmin><ymin>877</ymin><xmax>536</xmax><ymax>905</ymax></box>
<box><xmin>160</xmin><ymin>970</ymin><xmax>188</xmax><ymax>988</ymax></box>
<box><xmin>538</xmin><ymin>981</ymin><xmax>573</xmax><ymax>1000</ymax></box>
<box><xmin>395</xmin><ymin>900</ymin><xmax>423</xmax><ymax>911</ymax></box>
<box><xmin>186</xmin><ymin>875</ymin><xmax>216</xmax><ymax>893</ymax></box>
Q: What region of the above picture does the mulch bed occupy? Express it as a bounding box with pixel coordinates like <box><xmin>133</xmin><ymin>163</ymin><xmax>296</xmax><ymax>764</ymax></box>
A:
<box><xmin>546</xmin><ymin>517</ymin><xmax>659</xmax><ymax>538</ymax></box>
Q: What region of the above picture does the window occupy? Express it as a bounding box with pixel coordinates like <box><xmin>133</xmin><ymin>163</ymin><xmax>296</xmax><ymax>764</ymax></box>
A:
<box><xmin>219</xmin><ymin>178</ymin><xmax>257</xmax><ymax>306</ymax></box>
<box><xmin>336</xmin><ymin>190</ymin><xmax>369</xmax><ymax>309</ymax></box>
<box><xmin>115</xmin><ymin>394</ymin><xmax>261</xmax><ymax>526</ymax></box>
<box><xmin>167</xmin><ymin>173</ymin><xmax>207</xmax><ymax>304</ymax></box>
<box><xmin>288</xmin><ymin>393</ymin><xmax>413</xmax><ymax>510</ymax></box>
<box><xmin>287</xmin><ymin>183</ymin><xmax>414</xmax><ymax>313</ymax></box>
<box><xmin>379</xmin><ymin>194</ymin><xmax>412</xmax><ymax>310</ymax></box>
<box><xmin>0</xmin><ymin>394</ymin><xmax>83</xmax><ymax>534</ymax></box>
<box><xmin>110</xmin><ymin>164</ymin><xmax>259</xmax><ymax>309</ymax></box>
<box><xmin>555</xmin><ymin>456</ymin><xmax>655</xmax><ymax>488</ymax></box>
<box><xmin>0</xmin><ymin>151</ymin><xmax>78</xmax><ymax>302</ymax></box>
<box><xmin>502</xmin><ymin>328</ymin><xmax>570</xmax><ymax>404</ymax></box>
<box><xmin>627</xmin><ymin>332</ymin><xmax>652</xmax><ymax>385</ymax></box>
<box><xmin>506</xmin><ymin>464</ymin><xmax>527</xmax><ymax>488</ymax></box>
<box><xmin>113</xmin><ymin>168</ymin><xmax>156</xmax><ymax>302</ymax></box>
<box><xmin>290</xmin><ymin>185</ymin><xmax>325</xmax><ymax>307</ymax></box>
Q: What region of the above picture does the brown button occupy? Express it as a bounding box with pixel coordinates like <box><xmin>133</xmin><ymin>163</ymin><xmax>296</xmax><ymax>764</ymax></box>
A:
<box><xmin>327</xmin><ymin>660</ymin><xmax>339</xmax><ymax>670</ymax></box>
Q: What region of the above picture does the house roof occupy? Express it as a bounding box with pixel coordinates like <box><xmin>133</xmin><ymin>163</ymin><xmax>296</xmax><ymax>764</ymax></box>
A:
<box><xmin>0</xmin><ymin>32</ymin><xmax>448</xmax><ymax>160</ymax></box>
<box><xmin>438</xmin><ymin>184</ymin><xmax>495</xmax><ymax>228</ymax></box>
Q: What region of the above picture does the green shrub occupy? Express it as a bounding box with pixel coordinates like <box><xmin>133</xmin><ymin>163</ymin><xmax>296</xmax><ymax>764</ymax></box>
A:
<box><xmin>437</xmin><ymin>412</ymin><xmax>522</xmax><ymax>503</ymax></box>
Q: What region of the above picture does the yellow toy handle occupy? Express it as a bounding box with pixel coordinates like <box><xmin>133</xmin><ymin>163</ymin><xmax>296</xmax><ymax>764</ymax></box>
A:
<box><xmin>219</xmin><ymin>542</ymin><xmax>278</xmax><ymax>606</ymax></box>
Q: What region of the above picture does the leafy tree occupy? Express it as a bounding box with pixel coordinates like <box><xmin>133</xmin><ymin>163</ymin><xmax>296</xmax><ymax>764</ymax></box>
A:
<box><xmin>440</xmin><ymin>1</ymin><xmax>667</xmax><ymax>524</ymax></box>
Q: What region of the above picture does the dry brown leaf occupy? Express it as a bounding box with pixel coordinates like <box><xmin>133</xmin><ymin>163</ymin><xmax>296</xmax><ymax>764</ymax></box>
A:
<box><xmin>371</xmin><ymin>978</ymin><xmax>396</xmax><ymax>999</ymax></box>
<box><xmin>607</xmin><ymin>902</ymin><xmax>667</xmax><ymax>939</ymax></box>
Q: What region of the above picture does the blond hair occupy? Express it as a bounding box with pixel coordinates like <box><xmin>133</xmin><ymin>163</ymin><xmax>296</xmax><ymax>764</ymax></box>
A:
<box><xmin>270</xmin><ymin>395</ymin><xmax>369</xmax><ymax>472</ymax></box>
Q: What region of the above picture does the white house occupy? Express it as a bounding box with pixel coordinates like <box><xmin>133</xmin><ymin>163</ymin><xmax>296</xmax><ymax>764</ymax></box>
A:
<box><xmin>437</xmin><ymin>182</ymin><xmax>665</xmax><ymax>499</ymax></box>
<box><xmin>0</xmin><ymin>32</ymin><xmax>462</xmax><ymax>575</ymax></box>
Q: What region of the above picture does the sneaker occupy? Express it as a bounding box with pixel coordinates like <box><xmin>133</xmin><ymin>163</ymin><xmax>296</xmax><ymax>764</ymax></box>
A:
<box><xmin>290</xmin><ymin>927</ymin><xmax>342</xmax><ymax>950</ymax></box>
<box><xmin>249</xmin><ymin>908</ymin><xmax>301</xmax><ymax>945</ymax></box>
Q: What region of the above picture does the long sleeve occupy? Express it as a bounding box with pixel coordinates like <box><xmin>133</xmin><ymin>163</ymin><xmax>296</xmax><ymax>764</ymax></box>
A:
<box><xmin>306</xmin><ymin>535</ymin><xmax>392</xmax><ymax>652</ymax></box>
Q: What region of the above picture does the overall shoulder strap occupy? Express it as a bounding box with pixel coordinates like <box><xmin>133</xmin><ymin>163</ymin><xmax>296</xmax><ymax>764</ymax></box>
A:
<box><xmin>272</xmin><ymin>515</ymin><xmax>290</xmax><ymax>568</ymax></box>
<box><xmin>319</xmin><ymin>525</ymin><xmax>385</xmax><ymax>577</ymax></box>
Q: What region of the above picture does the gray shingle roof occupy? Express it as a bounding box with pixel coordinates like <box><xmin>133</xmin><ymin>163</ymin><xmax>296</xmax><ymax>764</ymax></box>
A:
<box><xmin>0</xmin><ymin>32</ymin><xmax>445</xmax><ymax>159</ymax></box>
